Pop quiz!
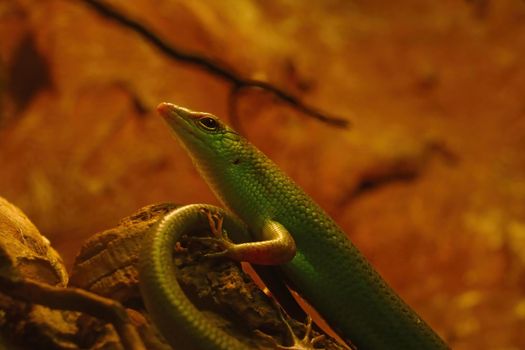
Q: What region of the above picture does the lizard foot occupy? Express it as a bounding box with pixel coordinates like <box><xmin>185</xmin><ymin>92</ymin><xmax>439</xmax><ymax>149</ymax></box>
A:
<box><xmin>183</xmin><ymin>208</ymin><xmax>238</xmax><ymax>259</ymax></box>
<box><xmin>255</xmin><ymin>306</ymin><xmax>325</xmax><ymax>350</ymax></box>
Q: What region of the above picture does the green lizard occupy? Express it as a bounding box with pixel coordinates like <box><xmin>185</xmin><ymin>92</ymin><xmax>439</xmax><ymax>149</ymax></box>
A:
<box><xmin>139</xmin><ymin>103</ymin><xmax>449</xmax><ymax>350</ymax></box>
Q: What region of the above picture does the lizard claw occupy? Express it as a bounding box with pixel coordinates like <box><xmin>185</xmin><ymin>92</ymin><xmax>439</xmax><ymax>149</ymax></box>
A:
<box><xmin>200</xmin><ymin>208</ymin><xmax>226</xmax><ymax>239</ymax></box>
<box><xmin>255</xmin><ymin>306</ymin><xmax>325</xmax><ymax>350</ymax></box>
<box><xmin>186</xmin><ymin>208</ymin><xmax>237</xmax><ymax>259</ymax></box>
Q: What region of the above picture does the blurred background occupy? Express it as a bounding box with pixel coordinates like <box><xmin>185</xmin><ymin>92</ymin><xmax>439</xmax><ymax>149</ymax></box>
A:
<box><xmin>1</xmin><ymin>0</ymin><xmax>525</xmax><ymax>349</ymax></box>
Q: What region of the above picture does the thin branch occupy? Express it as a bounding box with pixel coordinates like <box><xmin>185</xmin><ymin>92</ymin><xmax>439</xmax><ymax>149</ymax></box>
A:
<box><xmin>78</xmin><ymin>0</ymin><xmax>350</xmax><ymax>128</ymax></box>
<box><xmin>0</xmin><ymin>275</ymin><xmax>145</xmax><ymax>350</ymax></box>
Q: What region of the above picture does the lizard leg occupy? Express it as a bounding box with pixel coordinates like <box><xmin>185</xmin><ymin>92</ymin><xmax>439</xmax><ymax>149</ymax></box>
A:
<box><xmin>255</xmin><ymin>305</ymin><xmax>326</xmax><ymax>350</ymax></box>
<box><xmin>194</xmin><ymin>209</ymin><xmax>296</xmax><ymax>265</ymax></box>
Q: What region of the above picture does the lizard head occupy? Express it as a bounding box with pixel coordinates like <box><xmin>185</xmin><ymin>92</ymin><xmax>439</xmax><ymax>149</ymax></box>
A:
<box><xmin>156</xmin><ymin>102</ymin><xmax>246</xmax><ymax>177</ymax></box>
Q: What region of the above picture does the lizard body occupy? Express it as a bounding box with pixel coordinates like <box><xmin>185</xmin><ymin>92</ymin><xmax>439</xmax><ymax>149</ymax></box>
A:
<box><xmin>139</xmin><ymin>103</ymin><xmax>449</xmax><ymax>350</ymax></box>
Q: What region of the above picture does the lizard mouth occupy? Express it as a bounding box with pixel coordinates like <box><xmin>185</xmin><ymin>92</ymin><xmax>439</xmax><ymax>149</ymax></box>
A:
<box><xmin>156</xmin><ymin>102</ymin><xmax>173</xmax><ymax>116</ymax></box>
<box><xmin>157</xmin><ymin>102</ymin><xmax>191</xmax><ymax>124</ymax></box>
<box><xmin>157</xmin><ymin>102</ymin><xmax>196</xmax><ymax>134</ymax></box>
<box><xmin>157</xmin><ymin>102</ymin><xmax>204</xmax><ymax>146</ymax></box>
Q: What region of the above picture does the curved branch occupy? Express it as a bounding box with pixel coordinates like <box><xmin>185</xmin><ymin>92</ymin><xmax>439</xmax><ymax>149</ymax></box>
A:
<box><xmin>78</xmin><ymin>0</ymin><xmax>350</xmax><ymax>128</ymax></box>
<box><xmin>0</xmin><ymin>275</ymin><xmax>145</xmax><ymax>350</ymax></box>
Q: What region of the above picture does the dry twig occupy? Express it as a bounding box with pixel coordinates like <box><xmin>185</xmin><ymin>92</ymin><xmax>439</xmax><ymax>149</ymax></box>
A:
<box><xmin>0</xmin><ymin>275</ymin><xmax>145</xmax><ymax>350</ymax></box>
<box><xmin>78</xmin><ymin>0</ymin><xmax>350</xmax><ymax>130</ymax></box>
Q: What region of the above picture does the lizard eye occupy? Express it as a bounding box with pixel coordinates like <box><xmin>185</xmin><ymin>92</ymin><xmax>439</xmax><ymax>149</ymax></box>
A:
<box><xmin>198</xmin><ymin>116</ymin><xmax>219</xmax><ymax>131</ymax></box>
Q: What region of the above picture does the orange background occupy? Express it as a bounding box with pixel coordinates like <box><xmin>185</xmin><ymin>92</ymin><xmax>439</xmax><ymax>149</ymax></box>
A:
<box><xmin>1</xmin><ymin>1</ymin><xmax>525</xmax><ymax>349</ymax></box>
